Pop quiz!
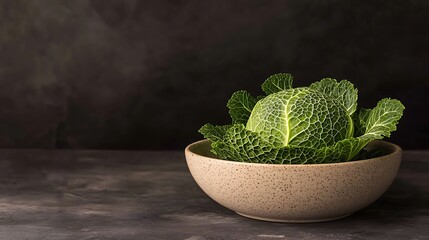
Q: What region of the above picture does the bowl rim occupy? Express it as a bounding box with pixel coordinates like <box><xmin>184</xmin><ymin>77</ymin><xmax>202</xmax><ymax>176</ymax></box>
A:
<box><xmin>185</xmin><ymin>139</ymin><xmax>402</xmax><ymax>167</ymax></box>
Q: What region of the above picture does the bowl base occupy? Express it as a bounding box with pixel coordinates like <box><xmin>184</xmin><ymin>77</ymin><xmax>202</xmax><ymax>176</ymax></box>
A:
<box><xmin>235</xmin><ymin>212</ymin><xmax>353</xmax><ymax>223</ymax></box>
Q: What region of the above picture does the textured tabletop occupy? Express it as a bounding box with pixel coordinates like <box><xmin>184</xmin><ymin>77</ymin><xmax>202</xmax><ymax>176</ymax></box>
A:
<box><xmin>0</xmin><ymin>149</ymin><xmax>427</xmax><ymax>240</ymax></box>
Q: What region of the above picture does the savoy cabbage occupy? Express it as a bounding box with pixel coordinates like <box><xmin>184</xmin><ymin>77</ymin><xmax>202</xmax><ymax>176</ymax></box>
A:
<box><xmin>199</xmin><ymin>73</ymin><xmax>404</xmax><ymax>164</ymax></box>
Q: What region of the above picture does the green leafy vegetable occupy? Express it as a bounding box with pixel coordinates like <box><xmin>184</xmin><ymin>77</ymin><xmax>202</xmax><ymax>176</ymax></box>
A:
<box><xmin>199</xmin><ymin>73</ymin><xmax>404</xmax><ymax>164</ymax></box>
<box><xmin>261</xmin><ymin>73</ymin><xmax>293</xmax><ymax>94</ymax></box>
<box><xmin>226</xmin><ymin>90</ymin><xmax>258</xmax><ymax>124</ymax></box>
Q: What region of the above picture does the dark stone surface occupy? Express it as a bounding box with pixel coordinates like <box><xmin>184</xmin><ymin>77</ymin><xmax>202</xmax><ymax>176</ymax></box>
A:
<box><xmin>0</xmin><ymin>149</ymin><xmax>427</xmax><ymax>239</ymax></box>
<box><xmin>0</xmin><ymin>1</ymin><xmax>428</xmax><ymax>149</ymax></box>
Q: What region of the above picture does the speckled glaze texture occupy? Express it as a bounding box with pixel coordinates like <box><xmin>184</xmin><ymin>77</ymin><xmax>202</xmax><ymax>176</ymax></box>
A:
<box><xmin>185</xmin><ymin>140</ymin><xmax>402</xmax><ymax>223</ymax></box>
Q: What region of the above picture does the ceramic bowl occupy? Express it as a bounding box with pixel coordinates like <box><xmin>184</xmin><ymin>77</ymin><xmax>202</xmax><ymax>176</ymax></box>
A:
<box><xmin>185</xmin><ymin>139</ymin><xmax>402</xmax><ymax>223</ymax></box>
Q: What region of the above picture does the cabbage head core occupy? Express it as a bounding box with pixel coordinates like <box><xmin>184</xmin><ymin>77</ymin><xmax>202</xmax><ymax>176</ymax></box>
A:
<box><xmin>246</xmin><ymin>87</ymin><xmax>353</xmax><ymax>149</ymax></box>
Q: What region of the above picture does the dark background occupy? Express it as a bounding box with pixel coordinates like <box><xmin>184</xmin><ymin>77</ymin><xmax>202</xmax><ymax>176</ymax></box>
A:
<box><xmin>0</xmin><ymin>0</ymin><xmax>428</xmax><ymax>150</ymax></box>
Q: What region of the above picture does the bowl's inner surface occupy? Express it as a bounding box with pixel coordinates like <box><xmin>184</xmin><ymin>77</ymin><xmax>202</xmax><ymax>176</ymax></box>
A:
<box><xmin>188</xmin><ymin>140</ymin><xmax>219</xmax><ymax>158</ymax></box>
<box><xmin>188</xmin><ymin>140</ymin><xmax>401</xmax><ymax>163</ymax></box>
<box><xmin>364</xmin><ymin>140</ymin><xmax>399</xmax><ymax>154</ymax></box>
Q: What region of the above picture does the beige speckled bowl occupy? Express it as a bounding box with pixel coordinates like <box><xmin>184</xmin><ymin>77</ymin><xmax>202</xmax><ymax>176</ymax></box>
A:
<box><xmin>185</xmin><ymin>139</ymin><xmax>402</xmax><ymax>223</ymax></box>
